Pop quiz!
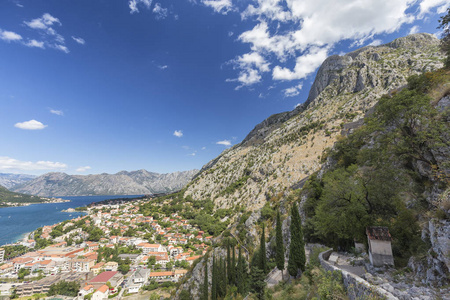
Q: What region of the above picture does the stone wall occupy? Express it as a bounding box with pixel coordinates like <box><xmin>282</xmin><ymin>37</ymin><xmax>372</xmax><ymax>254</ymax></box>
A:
<box><xmin>319</xmin><ymin>249</ymin><xmax>398</xmax><ymax>300</ymax></box>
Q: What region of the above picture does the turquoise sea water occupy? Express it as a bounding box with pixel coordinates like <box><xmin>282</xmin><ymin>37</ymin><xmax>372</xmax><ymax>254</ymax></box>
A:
<box><xmin>0</xmin><ymin>195</ymin><xmax>142</xmax><ymax>246</ymax></box>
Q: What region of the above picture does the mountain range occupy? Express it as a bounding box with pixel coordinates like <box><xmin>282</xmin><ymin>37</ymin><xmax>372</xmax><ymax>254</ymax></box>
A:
<box><xmin>11</xmin><ymin>169</ymin><xmax>198</xmax><ymax>197</ymax></box>
<box><xmin>0</xmin><ymin>173</ymin><xmax>36</xmax><ymax>189</ymax></box>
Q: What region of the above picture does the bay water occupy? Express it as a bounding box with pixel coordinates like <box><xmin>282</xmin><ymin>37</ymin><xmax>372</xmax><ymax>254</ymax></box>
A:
<box><xmin>0</xmin><ymin>195</ymin><xmax>142</xmax><ymax>246</ymax></box>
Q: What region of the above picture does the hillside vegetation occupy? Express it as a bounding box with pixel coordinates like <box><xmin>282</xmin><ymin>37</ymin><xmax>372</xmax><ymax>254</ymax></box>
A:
<box><xmin>0</xmin><ymin>185</ymin><xmax>50</xmax><ymax>207</ymax></box>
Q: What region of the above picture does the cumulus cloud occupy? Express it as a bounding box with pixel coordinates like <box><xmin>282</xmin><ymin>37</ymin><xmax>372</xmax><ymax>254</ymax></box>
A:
<box><xmin>25</xmin><ymin>39</ymin><xmax>45</xmax><ymax>48</ymax></box>
<box><xmin>418</xmin><ymin>0</ymin><xmax>450</xmax><ymax>17</ymax></box>
<box><xmin>368</xmin><ymin>39</ymin><xmax>383</xmax><ymax>46</ymax></box>
<box><xmin>0</xmin><ymin>29</ymin><xmax>22</xmax><ymax>42</ymax></box>
<box><xmin>173</xmin><ymin>130</ymin><xmax>183</xmax><ymax>137</ymax></box>
<box><xmin>202</xmin><ymin>0</ymin><xmax>234</xmax><ymax>14</ymax></box>
<box><xmin>14</xmin><ymin>120</ymin><xmax>47</xmax><ymax>130</ymax></box>
<box><xmin>72</xmin><ymin>36</ymin><xmax>85</xmax><ymax>45</ymax></box>
<box><xmin>50</xmin><ymin>109</ymin><xmax>64</xmax><ymax>116</ymax></box>
<box><xmin>0</xmin><ymin>156</ymin><xmax>67</xmax><ymax>172</ymax></box>
<box><xmin>158</xmin><ymin>65</ymin><xmax>168</xmax><ymax>70</ymax></box>
<box><xmin>227</xmin><ymin>52</ymin><xmax>271</xmax><ymax>87</ymax></box>
<box><xmin>24</xmin><ymin>13</ymin><xmax>61</xmax><ymax>30</ymax></box>
<box><xmin>273</xmin><ymin>47</ymin><xmax>329</xmax><ymax>80</ymax></box>
<box><xmin>23</xmin><ymin>13</ymin><xmax>70</xmax><ymax>53</ymax></box>
<box><xmin>216</xmin><ymin>140</ymin><xmax>232</xmax><ymax>146</ymax></box>
<box><xmin>202</xmin><ymin>0</ymin><xmax>445</xmax><ymax>89</ymax></box>
<box><xmin>76</xmin><ymin>166</ymin><xmax>91</xmax><ymax>172</ymax></box>
<box><xmin>129</xmin><ymin>0</ymin><xmax>152</xmax><ymax>14</ymax></box>
<box><xmin>283</xmin><ymin>83</ymin><xmax>303</xmax><ymax>97</ymax></box>
<box><xmin>153</xmin><ymin>3</ymin><xmax>168</xmax><ymax>19</ymax></box>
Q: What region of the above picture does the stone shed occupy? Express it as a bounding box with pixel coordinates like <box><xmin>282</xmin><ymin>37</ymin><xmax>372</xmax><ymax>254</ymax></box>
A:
<box><xmin>366</xmin><ymin>226</ymin><xmax>394</xmax><ymax>267</ymax></box>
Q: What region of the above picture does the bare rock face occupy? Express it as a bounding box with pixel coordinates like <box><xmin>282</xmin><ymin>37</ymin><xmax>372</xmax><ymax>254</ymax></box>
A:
<box><xmin>11</xmin><ymin>169</ymin><xmax>198</xmax><ymax>197</ymax></box>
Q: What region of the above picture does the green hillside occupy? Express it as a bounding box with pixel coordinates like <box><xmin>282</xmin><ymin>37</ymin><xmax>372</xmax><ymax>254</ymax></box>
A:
<box><xmin>0</xmin><ymin>184</ymin><xmax>50</xmax><ymax>207</ymax></box>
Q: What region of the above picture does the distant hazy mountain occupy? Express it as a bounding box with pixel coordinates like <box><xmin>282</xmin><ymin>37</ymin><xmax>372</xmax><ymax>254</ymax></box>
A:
<box><xmin>11</xmin><ymin>169</ymin><xmax>199</xmax><ymax>197</ymax></box>
<box><xmin>0</xmin><ymin>173</ymin><xmax>36</xmax><ymax>189</ymax></box>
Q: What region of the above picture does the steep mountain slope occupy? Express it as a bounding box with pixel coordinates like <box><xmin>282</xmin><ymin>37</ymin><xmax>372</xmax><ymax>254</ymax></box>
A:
<box><xmin>0</xmin><ymin>173</ymin><xmax>36</xmax><ymax>189</ymax></box>
<box><xmin>185</xmin><ymin>33</ymin><xmax>443</xmax><ymax>211</ymax></box>
<box><xmin>12</xmin><ymin>169</ymin><xmax>198</xmax><ymax>197</ymax></box>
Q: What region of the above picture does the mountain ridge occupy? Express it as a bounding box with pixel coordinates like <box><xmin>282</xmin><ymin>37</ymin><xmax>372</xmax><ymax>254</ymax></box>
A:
<box><xmin>11</xmin><ymin>169</ymin><xmax>199</xmax><ymax>197</ymax></box>
<box><xmin>185</xmin><ymin>33</ymin><xmax>443</xmax><ymax>211</ymax></box>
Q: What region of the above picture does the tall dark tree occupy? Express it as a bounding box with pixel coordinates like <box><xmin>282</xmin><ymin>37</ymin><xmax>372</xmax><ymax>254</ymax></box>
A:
<box><xmin>250</xmin><ymin>266</ymin><xmax>266</xmax><ymax>300</ymax></box>
<box><xmin>275</xmin><ymin>210</ymin><xmax>285</xmax><ymax>271</ymax></box>
<box><xmin>231</xmin><ymin>246</ymin><xmax>236</xmax><ymax>285</ymax></box>
<box><xmin>259</xmin><ymin>223</ymin><xmax>267</xmax><ymax>274</ymax></box>
<box><xmin>288</xmin><ymin>203</ymin><xmax>305</xmax><ymax>277</ymax></box>
<box><xmin>211</xmin><ymin>255</ymin><xmax>217</xmax><ymax>300</ymax></box>
<box><xmin>438</xmin><ymin>8</ymin><xmax>450</xmax><ymax>67</ymax></box>
<box><xmin>201</xmin><ymin>259</ymin><xmax>209</xmax><ymax>300</ymax></box>
<box><xmin>227</xmin><ymin>244</ymin><xmax>232</xmax><ymax>284</ymax></box>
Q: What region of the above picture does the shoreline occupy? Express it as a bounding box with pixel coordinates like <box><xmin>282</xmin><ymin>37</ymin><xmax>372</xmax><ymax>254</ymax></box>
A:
<box><xmin>0</xmin><ymin>198</ymin><xmax>71</xmax><ymax>209</ymax></box>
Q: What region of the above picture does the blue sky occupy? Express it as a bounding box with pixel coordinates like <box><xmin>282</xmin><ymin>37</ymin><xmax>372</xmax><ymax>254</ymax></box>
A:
<box><xmin>0</xmin><ymin>0</ymin><xmax>448</xmax><ymax>175</ymax></box>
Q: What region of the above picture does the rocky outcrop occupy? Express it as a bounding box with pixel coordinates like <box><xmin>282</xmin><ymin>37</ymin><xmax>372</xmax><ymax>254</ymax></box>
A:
<box><xmin>11</xmin><ymin>169</ymin><xmax>198</xmax><ymax>197</ymax></box>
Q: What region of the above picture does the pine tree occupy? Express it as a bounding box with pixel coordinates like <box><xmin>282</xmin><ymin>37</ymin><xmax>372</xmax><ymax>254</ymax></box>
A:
<box><xmin>288</xmin><ymin>203</ymin><xmax>306</xmax><ymax>277</ymax></box>
<box><xmin>260</xmin><ymin>223</ymin><xmax>267</xmax><ymax>274</ymax></box>
<box><xmin>275</xmin><ymin>210</ymin><xmax>285</xmax><ymax>271</ymax></box>
<box><xmin>211</xmin><ymin>255</ymin><xmax>217</xmax><ymax>300</ymax></box>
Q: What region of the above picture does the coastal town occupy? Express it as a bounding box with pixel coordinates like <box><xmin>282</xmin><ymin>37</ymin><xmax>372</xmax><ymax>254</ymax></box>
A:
<box><xmin>0</xmin><ymin>197</ymin><xmax>213</xmax><ymax>298</ymax></box>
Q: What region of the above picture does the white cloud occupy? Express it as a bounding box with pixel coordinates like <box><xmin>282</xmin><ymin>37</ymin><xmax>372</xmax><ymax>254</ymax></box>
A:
<box><xmin>409</xmin><ymin>25</ymin><xmax>420</xmax><ymax>35</ymax></box>
<box><xmin>72</xmin><ymin>36</ymin><xmax>85</xmax><ymax>45</ymax></box>
<box><xmin>228</xmin><ymin>31</ymin><xmax>234</xmax><ymax>37</ymax></box>
<box><xmin>0</xmin><ymin>156</ymin><xmax>67</xmax><ymax>172</ymax></box>
<box><xmin>76</xmin><ymin>166</ymin><xmax>91</xmax><ymax>172</ymax></box>
<box><xmin>24</xmin><ymin>13</ymin><xmax>69</xmax><ymax>53</ymax></box>
<box><xmin>227</xmin><ymin>52</ymin><xmax>271</xmax><ymax>87</ymax></box>
<box><xmin>55</xmin><ymin>44</ymin><xmax>69</xmax><ymax>53</ymax></box>
<box><xmin>188</xmin><ymin>152</ymin><xmax>197</xmax><ymax>156</ymax></box>
<box><xmin>0</xmin><ymin>29</ymin><xmax>22</xmax><ymax>42</ymax></box>
<box><xmin>153</xmin><ymin>3</ymin><xmax>168</xmax><ymax>19</ymax></box>
<box><xmin>25</xmin><ymin>39</ymin><xmax>44</xmax><ymax>48</ymax></box>
<box><xmin>216</xmin><ymin>140</ymin><xmax>232</xmax><ymax>146</ymax></box>
<box><xmin>202</xmin><ymin>0</ymin><xmax>234</xmax><ymax>14</ymax></box>
<box><xmin>25</xmin><ymin>13</ymin><xmax>61</xmax><ymax>30</ymax></box>
<box><xmin>210</xmin><ymin>0</ymin><xmax>436</xmax><ymax>89</ymax></box>
<box><xmin>14</xmin><ymin>120</ymin><xmax>47</xmax><ymax>130</ymax></box>
<box><xmin>129</xmin><ymin>0</ymin><xmax>152</xmax><ymax>14</ymax></box>
<box><xmin>273</xmin><ymin>47</ymin><xmax>328</xmax><ymax>80</ymax></box>
<box><xmin>158</xmin><ymin>65</ymin><xmax>168</xmax><ymax>70</ymax></box>
<box><xmin>201</xmin><ymin>147</ymin><xmax>206</xmax><ymax>150</ymax></box>
<box><xmin>368</xmin><ymin>39</ymin><xmax>383</xmax><ymax>46</ymax></box>
<box><xmin>283</xmin><ymin>83</ymin><xmax>303</xmax><ymax>97</ymax></box>
<box><xmin>173</xmin><ymin>130</ymin><xmax>183</xmax><ymax>137</ymax></box>
<box><xmin>50</xmin><ymin>109</ymin><xmax>64</xmax><ymax>116</ymax></box>
<box><xmin>418</xmin><ymin>0</ymin><xmax>450</xmax><ymax>17</ymax></box>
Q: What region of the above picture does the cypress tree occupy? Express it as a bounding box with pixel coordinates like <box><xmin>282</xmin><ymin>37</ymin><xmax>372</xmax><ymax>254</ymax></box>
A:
<box><xmin>288</xmin><ymin>203</ymin><xmax>306</xmax><ymax>277</ymax></box>
<box><xmin>227</xmin><ymin>244</ymin><xmax>232</xmax><ymax>284</ymax></box>
<box><xmin>202</xmin><ymin>259</ymin><xmax>208</xmax><ymax>300</ymax></box>
<box><xmin>231</xmin><ymin>246</ymin><xmax>236</xmax><ymax>285</ymax></box>
<box><xmin>275</xmin><ymin>210</ymin><xmax>285</xmax><ymax>271</ymax></box>
<box><xmin>222</xmin><ymin>258</ymin><xmax>227</xmax><ymax>296</ymax></box>
<box><xmin>259</xmin><ymin>223</ymin><xmax>267</xmax><ymax>274</ymax></box>
<box><xmin>211</xmin><ymin>255</ymin><xmax>217</xmax><ymax>300</ymax></box>
<box><xmin>236</xmin><ymin>247</ymin><xmax>244</xmax><ymax>295</ymax></box>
